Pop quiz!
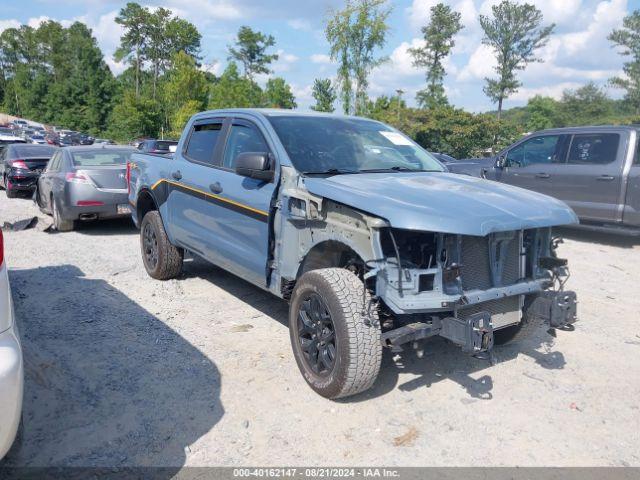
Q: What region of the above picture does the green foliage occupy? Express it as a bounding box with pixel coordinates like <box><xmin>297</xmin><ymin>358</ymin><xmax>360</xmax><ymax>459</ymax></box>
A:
<box><xmin>560</xmin><ymin>83</ymin><xmax>615</xmax><ymax>125</ymax></box>
<box><xmin>311</xmin><ymin>78</ymin><xmax>337</xmax><ymax>112</ymax></box>
<box><xmin>524</xmin><ymin>95</ymin><xmax>563</xmax><ymax>131</ymax></box>
<box><xmin>264</xmin><ymin>77</ymin><xmax>297</xmax><ymax>109</ymax></box>
<box><xmin>326</xmin><ymin>0</ymin><xmax>391</xmax><ymax>115</ymax></box>
<box><xmin>409</xmin><ymin>3</ymin><xmax>463</xmax><ymax>109</ymax></box>
<box><xmin>480</xmin><ymin>0</ymin><xmax>555</xmax><ymax>117</ymax></box>
<box><xmin>609</xmin><ymin>10</ymin><xmax>640</xmax><ymax>114</ymax></box>
<box><xmin>107</xmin><ymin>89</ymin><xmax>161</xmax><ymax>141</ymax></box>
<box><xmin>208</xmin><ymin>63</ymin><xmax>264</xmax><ymax>109</ymax></box>
<box><xmin>0</xmin><ymin>20</ymin><xmax>115</xmax><ymax>134</ymax></box>
<box><xmin>228</xmin><ymin>26</ymin><xmax>278</xmax><ymax>79</ymax></box>
<box><xmin>162</xmin><ymin>51</ymin><xmax>208</xmax><ymax>136</ymax></box>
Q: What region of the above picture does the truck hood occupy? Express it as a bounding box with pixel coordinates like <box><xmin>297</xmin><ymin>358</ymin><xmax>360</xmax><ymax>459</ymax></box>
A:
<box><xmin>303</xmin><ymin>172</ymin><xmax>578</xmax><ymax>236</ymax></box>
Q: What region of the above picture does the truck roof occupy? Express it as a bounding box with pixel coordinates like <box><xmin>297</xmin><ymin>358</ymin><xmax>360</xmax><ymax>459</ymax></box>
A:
<box><xmin>532</xmin><ymin>125</ymin><xmax>640</xmax><ymax>135</ymax></box>
<box><xmin>191</xmin><ymin>108</ymin><xmax>375</xmax><ymax>122</ymax></box>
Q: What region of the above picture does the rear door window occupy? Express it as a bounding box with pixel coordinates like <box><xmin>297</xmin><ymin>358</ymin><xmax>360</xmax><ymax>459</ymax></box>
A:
<box><xmin>567</xmin><ymin>133</ymin><xmax>619</xmax><ymax>165</ymax></box>
<box><xmin>184</xmin><ymin>122</ymin><xmax>224</xmax><ymax>165</ymax></box>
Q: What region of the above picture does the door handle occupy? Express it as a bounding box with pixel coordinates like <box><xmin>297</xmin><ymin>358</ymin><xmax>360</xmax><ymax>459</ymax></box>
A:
<box><xmin>596</xmin><ymin>175</ymin><xmax>615</xmax><ymax>181</ymax></box>
<box><xmin>171</xmin><ymin>170</ymin><xmax>182</xmax><ymax>180</ymax></box>
<box><xmin>535</xmin><ymin>173</ymin><xmax>550</xmax><ymax>179</ymax></box>
<box><xmin>209</xmin><ymin>182</ymin><xmax>223</xmax><ymax>194</ymax></box>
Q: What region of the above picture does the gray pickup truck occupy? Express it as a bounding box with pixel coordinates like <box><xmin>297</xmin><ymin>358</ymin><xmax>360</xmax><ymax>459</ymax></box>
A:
<box><xmin>128</xmin><ymin>109</ymin><xmax>578</xmax><ymax>399</ymax></box>
<box><xmin>447</xmin><ymin>126</ymin><xmax>640</xmax><ymax>235</ymax></box>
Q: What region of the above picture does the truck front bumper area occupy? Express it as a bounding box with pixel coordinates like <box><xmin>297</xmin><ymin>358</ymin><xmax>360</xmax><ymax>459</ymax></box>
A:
<box><xmin>381</xmin><ymin>290</ymin><xmax>578</xmax><ymax>355</ymax></box>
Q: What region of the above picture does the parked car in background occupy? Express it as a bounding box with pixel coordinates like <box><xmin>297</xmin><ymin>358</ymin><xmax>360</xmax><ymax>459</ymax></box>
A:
<box><xmin>36</xmin><ymin>146</ymin><xmax>136</xmax><ymax>231</ymax></box>
<box><xmin>0</xmin><ymin>229</ymin><xmax>24</xmax><ymax>460</ymax></box>
<box><xmin>11</xmin><ymin>119</ymin><xmax>28</xmax><ymax>130</ymax></box>
<box><xmin>28</xmin><ymin>134</ymin><xmax>47</xmax><ymax>145</ymax></box>
<box><xmin>0</xmin><ymin>128</ymin><xmax>26</xmax><ymax>148</ymax></box>
<box><xmin>137</xmin><ymin>139</ymin><xmax>178</xmax><ymax>155</ymax></box>
<box><xmin>94</xmin><ymin>138</ymin><xmax>115</xmax><ymax>145</ymax></box>
<box><xmin>0</xmin><ymin>144</ymin><xmax>57</xmax><ymax>198</ymax></box>
<box><xmin>128</xmin><ymin>109</ymin><xmax>578</xmax><ymax>399</ymax></box>
<box><xmin>447</xmin><ymin>126</ymin><xmax>640</xmax><ymax>235</ymax></box>
<box><xmin>79</xmin><ymin>133</ymin><xmax>94</xmax><ymax>145</ymax></box>
<box><xmin>45</xmin><ymin>133</ymin><xmax>59</xmax><ymax>146</ymax></box>
<box><xmin>429</xmin><ymin>152</ymin><xmax>457</xmax><ymax>164</ymax></box>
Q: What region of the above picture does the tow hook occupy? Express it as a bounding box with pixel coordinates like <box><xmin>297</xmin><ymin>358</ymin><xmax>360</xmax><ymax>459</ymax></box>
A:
<box><xmin>440</xmin><ymin>312</ymin><xmax>494</xmax><ymax>354</ymax></box>
<box><xmin>529</xmin><ymin>291</ymin><xmax>578</xmax><ymax>329</ymax></box>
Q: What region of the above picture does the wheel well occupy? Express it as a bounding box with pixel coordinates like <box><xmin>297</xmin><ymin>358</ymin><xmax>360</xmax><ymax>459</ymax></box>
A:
<box><xmin>137</xmin><ymin>189</ymin><xmax>158</xmax><ymax>221</ymax></box>
<box><xmin>297</xmin><ymin>240</ymin><xmax>364</xmax><ymax>278</ymax></box>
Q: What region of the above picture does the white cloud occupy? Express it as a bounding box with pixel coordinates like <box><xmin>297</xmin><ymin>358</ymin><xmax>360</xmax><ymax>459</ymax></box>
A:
<box><xmin>27</xmin><ymin>16</ymin><xmax>52</xmax><ymax>28</ymax></box>
<box><xmin>508</xmin><ymin>82</ymin><xmax>584</xmax><ymax>101</ymax></box>
<box><xmin>0</xmin><ymin>19</ymin><xmax>20</xmax><ymax>33</ymax></box>
<box><xmin>271</xmin><ymin>49</ymin><xmax>299</xmax><ymax>74</ymax></box>
<box><xmin>456</xmin><ymin>44</ymin><xmax>495</xmax><ymax>82</ymax></box>
<box><xmin>163</xmin><ymin>0</ymin><xmax>243</xmax><ymax>24</ymax></box>
<box><xmin>310</xmin><ymin>54</ymin><xmax>332</xmax><ymax>64</ymax></box>
<box><xmin>288</xmin><ymin>18</ymin><xmax>312</xmax><ymax>31</ymax></box>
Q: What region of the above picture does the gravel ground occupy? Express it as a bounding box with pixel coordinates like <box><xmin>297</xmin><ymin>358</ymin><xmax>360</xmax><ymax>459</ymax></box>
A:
<box><xmin>1</xmin><ymin>191</ymin><xmax>639</xmax><ymax>468</ymax></box>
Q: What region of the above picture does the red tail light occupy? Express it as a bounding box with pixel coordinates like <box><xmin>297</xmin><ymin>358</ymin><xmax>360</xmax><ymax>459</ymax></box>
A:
<box><xmin>0</xmin><ymin>230</ymin><xmax>4</xmax><ymax>266</ymax></box>
<box><xmin>65</xmin><ymin>172</ymin><xmax>91</xmax><ymax>184</ymax></box>
<box><xmin>11</xmin><ymin>160</ymin><xmax>28</xmax><ymax>170</ymax></box>
<box><xmin>76</xmin><ymin>200</ymin><xmax>104</xmax><ymax>206</ymax></box>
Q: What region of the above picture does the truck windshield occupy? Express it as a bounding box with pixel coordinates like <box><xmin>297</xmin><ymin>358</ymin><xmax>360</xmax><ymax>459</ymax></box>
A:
<box><xmin>266</xmin><ymin>115</ymin><xmax>444</xmax><ymax>174</ymax></box>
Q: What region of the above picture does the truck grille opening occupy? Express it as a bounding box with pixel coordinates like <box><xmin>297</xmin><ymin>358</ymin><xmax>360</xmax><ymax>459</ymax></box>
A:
<box><xmin>460</xmin><ymin>233</ymin><xmax>521</xmax><ymax>291</ymax></box>
<box><xmin>458</xmin><ymin>296</ymin><xmax>522</xmax><ymax>330</ymax></box>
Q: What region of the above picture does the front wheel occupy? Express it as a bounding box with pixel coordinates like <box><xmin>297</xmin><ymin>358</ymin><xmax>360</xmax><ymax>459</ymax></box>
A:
<box><xmin>494</xmin><ymin>296</ymin><xmax>543</xmax><ymax>345</ymax></box>
<box><xmin>289</xmin><ymin>268</ymin><xmax>382</xmax><ymax>399</ymax></box>
<box><xmin>140</xmin><ymin>210</ymin><xmax>183</xmax><ymax>280</ymax></box>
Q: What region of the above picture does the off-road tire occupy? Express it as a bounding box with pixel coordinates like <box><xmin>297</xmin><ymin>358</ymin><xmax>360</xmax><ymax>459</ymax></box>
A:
<box><xmin>494</xmin><ymin>296</ymin><xmax>543</xmax><ymax>345</ymax></box>
<box><xmin>52</xmin><ymin>198</ymin><xmax>74</xmax><ymax>231</ymax></box>
<box><xmin>289</xmin><ymin>268</ymin><xmax>382</xmax><ymax>399</ymax></box>
<box><xmin>140</xmin><ymin>210</ymin><xmax>183</xmax><ymax>280</ymax></box>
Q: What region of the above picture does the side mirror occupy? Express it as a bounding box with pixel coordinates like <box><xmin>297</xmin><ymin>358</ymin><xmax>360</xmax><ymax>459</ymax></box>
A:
<box><xmin>235</xmin><ymin>152</ymin><xmax>273</xmax><ymax>182</ymax></box>
<box><xmin>495</xmin><ymin>155</ymin><xmax>507</xmax><ymax>169</ymax></box>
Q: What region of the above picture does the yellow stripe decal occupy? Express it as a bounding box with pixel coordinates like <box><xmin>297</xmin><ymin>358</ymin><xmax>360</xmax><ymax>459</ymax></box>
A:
<box><xmin>151</xmin><ymin>179</ymin><xmax>269</xmax><ymax>217</ymax></box>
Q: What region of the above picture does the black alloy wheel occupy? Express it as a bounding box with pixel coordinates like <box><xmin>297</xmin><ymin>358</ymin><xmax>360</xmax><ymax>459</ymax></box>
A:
<box><xmin>142</xmin><ymin>221</ymin><xmax>159</xmax><ymax>270</ymax></box>
<box><xmin>297</xmin><ymin>293</ymin><xmax>337</xmax><ymax>376</ymax></box>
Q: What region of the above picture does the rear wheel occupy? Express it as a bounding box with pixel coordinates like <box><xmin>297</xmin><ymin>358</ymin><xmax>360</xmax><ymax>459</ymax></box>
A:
<box><xmin>289</xmin><ymin>268</ymin><xmax>382</xmax><ymax>399</ymax></box>
<box><xmin>52</xmin><ymin>198</ymin><xmax>74</xmax><ymax>232</ymax></box>
<box><xmin>140</xmin><ymin>210</ymin><xmax>183</xmax><ymax>280</ymax></box>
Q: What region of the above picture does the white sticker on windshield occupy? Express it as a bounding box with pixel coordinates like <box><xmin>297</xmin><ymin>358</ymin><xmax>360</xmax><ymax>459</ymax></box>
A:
<box><xmin>379</xmin><ymin>131</ymin><xmax>413</xmax><ymax>146</ymax></box>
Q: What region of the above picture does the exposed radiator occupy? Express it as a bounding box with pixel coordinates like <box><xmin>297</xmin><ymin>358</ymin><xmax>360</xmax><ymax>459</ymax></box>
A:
<box><xmin>458</xmin><ymin>296</ymin><xmax>522</xmax><ymax>329</ymax></box>
<box><xmin>460</xmin><ymin>232</ymin><xmax>522</xmax><ymax>291</ymax></box>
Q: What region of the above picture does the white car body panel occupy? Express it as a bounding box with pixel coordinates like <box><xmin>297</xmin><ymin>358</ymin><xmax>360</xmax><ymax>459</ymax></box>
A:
<box><xmin>0</xmin><ymin>260</ymin><xmax>23</xmax><ymax>460</ymax></box>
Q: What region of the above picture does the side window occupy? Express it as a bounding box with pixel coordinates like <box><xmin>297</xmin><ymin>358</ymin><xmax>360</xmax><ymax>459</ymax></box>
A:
<box><xmin>46</xmin><ymin>153</ymin><xmax>59</xmax><ymax>172</ymax></box>
<box><xmin>566</xmin><ymin>133</ymin><xmax>619</xmax><ymax>165</ymax></box>
<box><xmin>506</xmin><ymin>135</ymin><xmax>561</xmax><ymax>168</ymax></box>
<box><xmin>222</xmin><ymin>123</ymin><xmax>269</xmax><ymax>169</ymax></box>
<box><xmin>184</xmin><ymin>123</ymin><xmax>223</xmax><ymax>165</ymax></box>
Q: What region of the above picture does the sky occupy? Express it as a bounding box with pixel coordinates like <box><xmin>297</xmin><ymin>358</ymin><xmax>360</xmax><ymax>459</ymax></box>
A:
<box><xmin>1</xmin><ymin>0</ymin><xmax>640</xmax><ymax>111</ymax></box>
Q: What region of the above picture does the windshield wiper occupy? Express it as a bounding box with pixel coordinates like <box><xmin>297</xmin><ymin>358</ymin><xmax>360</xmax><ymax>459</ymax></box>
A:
<box><xmin>302</xmin><ymin>168</ymin><xmax>360</xmax><ymax>176</ymax></box>
<box><xmin>358</xmin><ymin>166</ymin><xmax>440</xmax><ymax>173</ymax></box>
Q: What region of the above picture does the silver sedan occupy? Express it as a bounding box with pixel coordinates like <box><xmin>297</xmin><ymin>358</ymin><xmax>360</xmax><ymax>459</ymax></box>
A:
<box><xmin>36</xmin><ymin>146</ymin><xmax>136</xmax><ymax>231</ymax></box>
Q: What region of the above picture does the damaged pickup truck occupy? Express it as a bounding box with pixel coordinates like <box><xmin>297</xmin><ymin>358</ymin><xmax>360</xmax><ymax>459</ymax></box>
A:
<box><xmin>127</xmin><ymin>109</ymin><xmax>579</xmax><ymax>399</ymax></box>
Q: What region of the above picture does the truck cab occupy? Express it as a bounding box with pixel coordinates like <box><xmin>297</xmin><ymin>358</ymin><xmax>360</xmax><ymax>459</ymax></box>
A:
<box><xmin>128</xmin><ymin>109</ymin><xmax>579</xmax><ymax>399</ymax></box>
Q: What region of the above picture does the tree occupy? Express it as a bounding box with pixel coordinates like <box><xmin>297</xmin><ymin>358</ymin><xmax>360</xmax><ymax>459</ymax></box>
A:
<box><xmin>208</xmin><ymin>62</ymin><xmax>264</xmax><ymax>109</ymax></box>
<box><xmin>162</xmin><ymin>51</ymin><xmax>208</xmax><ymax>136</ymax></box>
<box><xmin>479</xmin><ymin>0</ymin><xmax>555</xmax><ymax>119</ymax></box>
<box><xmin>609</xmin><ymin>10</ymin><xmax>640</xmax><ymax>114</ymax></box>
<box><xmin>107</xmin><ymin>89</ymin><xmax>161</xmax><ymax>141</ymax></box>
<box><xmin>310</xmin><ymin>78</ymin><xmax>337</xmax><ymax>112</ymax></box>
<box><xmin>228</xmin><ymin>26</ymin><xmax>278</xmax><ymax>79</ymax></box>
<box><xmin>326</xmin><ymin>0</ymin><xmax>391</xmax><ymax>115</ymax></box>
<box><xmin>561</xmin><ymin>83</ymin><xmax>614</xmax><ymax>125</ymax></box>
<box><xmin>525</xmin><ymin>95</ymin><xmax>562</xmax><ymax>131</ymax></box>
<box><xmin>409</xmin><ymin>3</ymin><xmax>463</xmax><ymax>109</ymax></box>
<box><xmin>114</xmin><ymin>2</ymin><xmax>149</xmax><ymax>97</ymax></box>
<box><xmin>264</xmin><ymin>77</ymin><xmax>296</xmax><ymax>109</ymax></box>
